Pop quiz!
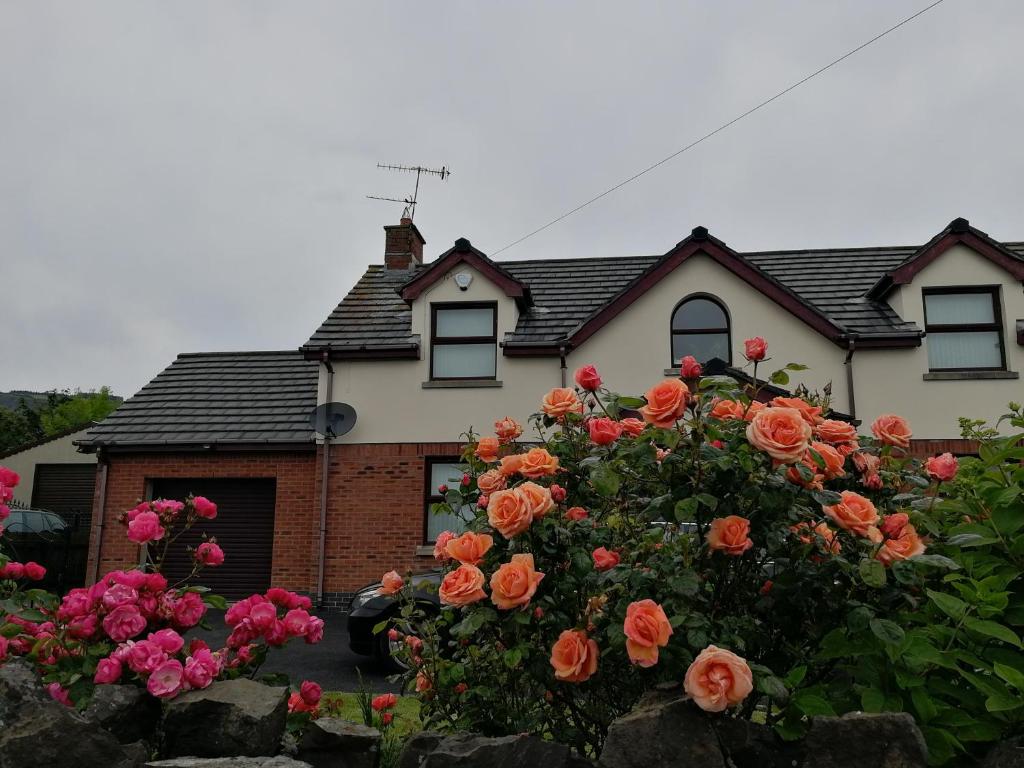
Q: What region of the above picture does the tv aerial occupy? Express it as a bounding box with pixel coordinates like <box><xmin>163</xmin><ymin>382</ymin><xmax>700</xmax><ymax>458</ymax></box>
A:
<box><xmin>308</xmin><ymin>402</ymin><xmax>357</xmax><ymax>439</ymax></box>
<box><xmin>366</xmin><ymin>162</ymin><xmax>450</xmax><ymax>221</ymax></box>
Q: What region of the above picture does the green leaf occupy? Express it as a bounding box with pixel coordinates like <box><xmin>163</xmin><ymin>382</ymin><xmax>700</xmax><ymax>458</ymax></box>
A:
<box><xmin>870</xmin><ymin>618</ymin><xmax>905</xmax><ymax>646</ymax></box>
<box><xmin>927</xmin><ymin>589</ymin><xmax>969</xmax><ymax>621</ymax></box>
<box><xmin>859</xmin><ymin>558</ymin><xmax>887</xmax><ymax>588</ymax></box>
<box><xmin>784</xmin><ymin>665</ymin><xmax>807</xmax><ymax>688</ymax></box>
<box><xmin>757</xmin><ymin>675</ymin><xmax>789</xmax><ymax>703</ymax></box>
<box><xmin>948</xmin><ymin>533</ymin><xmax>999</xmax><ymax>547</ymax></box>
<box><xmin>909</xmin><ymin>554</ymin><xmax>960</xmax><ymax>570</ymax></box>
<box><xmin>994</xmin><ymin>662</ymin><xmax>1024</xmax><ymax>691</ymax></box>
<box><xmin>784</xmin><ymin>363</ymin><xmax>809</xmax><ymax>371</ymax></box>
<box><xmin>445</xmin><ymin>489</ymin><xmax>464</xmax><ymax>507</ymax></box>
<box><xmin>992</xmin><ymin>506</ymin><xmax>1024</xmax><ymax>537</ymax></box>
<box><xmin>615</xmin><ymin>396</ymin><xmax>647</xmax><ymax>409</ymax></box>
<box><xmin>503</xmin><ymin>648</ymin><xmax>523</xmax><ymax>669</ymax></box>
<box><xmin>203</xmin><ymin>594</ymin><xmax>228</xmax><ymax>611</ymax></box>
<box><xmin>861</xmin><ymin>688</ymin><xmax>885</xmax><ymax>713</ymax></box>
<box><xmin>964</xmin><ymin>618</ymin><xmax>1022</xmax><ymax>648</ymax></box>
<box><xmin>769</xmin><ymin>370</ymin><xmax>790</xmax><ymax>386</ymax></box>
<box><xmin>985</xmin><ymin>693</ymin><xmax>1024</xmax><ymax>712</ymax></box>
<box><xmin>910</xmin><ymin>688</ymin><xmax>937</xmax><ymax>723</ymax></box>
<box><xmin>590</xmin><ymin>465</ymin><xmax>621</xmax><ymax>497</ymax></box>
<box><xmin>793</xmin><ymin>692</ymin><xmax>836</xmax><ymax>717</ymax></box>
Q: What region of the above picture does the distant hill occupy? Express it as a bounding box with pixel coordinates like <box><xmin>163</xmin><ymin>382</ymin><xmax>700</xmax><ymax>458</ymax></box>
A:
<box><xmin>0</xmin><ymin>391</ymin><xmax>50</xmax><ymax>412</ymax></box>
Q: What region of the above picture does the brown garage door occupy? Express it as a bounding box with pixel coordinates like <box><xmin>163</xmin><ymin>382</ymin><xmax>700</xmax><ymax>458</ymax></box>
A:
<box><xmin>32</xmin><ymin>464</ymin><xmax>96</xmax><ymax>518</ymax></box>
<box><xmin>151</xmin><ymin>478</ymin><xmax>276</xmax><ymax>600</ymax></box>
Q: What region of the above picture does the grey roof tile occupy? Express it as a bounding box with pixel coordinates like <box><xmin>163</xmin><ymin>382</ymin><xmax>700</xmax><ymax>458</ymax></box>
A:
<box><xmin>78</xmin><ymin>351</ymin><xmax>318</xmax><ymax>449</ymax></box>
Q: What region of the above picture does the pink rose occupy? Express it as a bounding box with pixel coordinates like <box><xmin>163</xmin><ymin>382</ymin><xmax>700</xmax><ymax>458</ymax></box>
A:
<box><xmin>372</xmin><ymin>692</ymin><xmax>398</xmax><ymax>711</ymax></box>
<box><xmin>149</xmin><ymin>628</ymin><xmax>185</xmax><ymax>655</ymax></box>
<box><xmin>58</xmin><ymin>588</ymin><xmax>94</xmax><ymax>621</ymax></box>
<box><xmin>192</xmin><ymin>496</ymin><xmax>218</xmax><ymax>519</ymax></box>
<box><xmin>678</xmin><ymin>355</ymin><xmax>702</xmax><ymax>379</ymax></box>
<box><xmin>249</xmin><ymin>601</ymin><xmax>278</xmax><ymax>632</ymax></box>
<box><xmin>743</xmin><ymin>337</ymin><xmax>767</xmax><ymax>362</ymax></box>
<box><xmin>0</xmin><ymin>467</ymin><xmax>20</xmax><ymax>488</ymax></box>
<box><xmin>68</xmin><ymin>614</ymin><xmax>99</xmax><ymax>639</ymax></box>
<box><xmin>102</xmin><ymin>583</ymin><xmax>139</xmax><ymax>611</ymax></box>
<box><xmin>380</xmin><ymin>570</ymin><xmax>404</xmax><ymax>596</ymax></box>
<box><xmin>433</xmin><ymin>530</ymin><xmax>456</xmax><ymax>562</ymax></box>
<box><xmin>128</xmin><ymin>639</ymin><xmax>168</xmax><ymax>674</ymax></box>
<box><xmin>619</xmin><ymin>418</ymin><xmax>645</xmax><ymax>437</ymax></box>
<box><xmin>127</xmin><ymin>510</ymin><xmax>165</xmax><ymax>544</ymax></box>
<box><xmin>283</xmin><ymin>608</ymin><xmax>311</xmax><ymax>637</ymax></box>
<box><xmin>2</xmin><ymin>562</ymin><xmax>24</xmax><ymax>580</ymax></box>
<box><xmin>183</xmin><ymin>648</ymin><xmax>221</xmax><ymax>690</ymax></box>
<box><xmin>46</xmin><ymin>683</ymin><xmax>72</xmax><ymax>707</ymax></box>
<box><xmin>304</xmin><ymin>616</ymin><xmax>325</xmax><ymax>644</ymax></box>
<box><xmin>588</xmin><ymin>417</ymin><xmax>624</xmax><ymax>446</ymax></box>
<box><xmin>195</xmin><ymin>542</ymin><xmax>225</xmax><ymax>566</ymax></box>
<box><xmin>300</xmin><ymin>680</ymin><xmax>322</xmax><ymax>706</ymax></box>
<box><xmin>566</xmin><ymin>506</ymin><xmax>588</xmax><ymax>521</ymax></box>
<box><xmin>94</xmin><ymin>657</ymin><xmax>123</xmax><ymax>685</ymax></box>
<box><xmin>147</xmin><ymin>659</ymin><xmax>184</xmax><ymax>698</ymax></box>
<box><xmin>574</xmin><ymin>365</ymin><xmax>602</xmax><ymax>391</ymax></box>
<box><xmin>171</xmin><ymin>591</ymin><xmax>206</xmax><ymax>629</ymax></box>
<box><xmin>103</xmin><ymin>604</ymin><xmax>148</xmax><ymax>643</ymax></box>
<box><xmin>24</xmin><ymin>562</ymin><xmax>46</xmax><ymax>581</ymax></box>
<box><xmin>925</xmin><ymin>452</ymin><xmax>958</xmax><ymax>482</ymax></box>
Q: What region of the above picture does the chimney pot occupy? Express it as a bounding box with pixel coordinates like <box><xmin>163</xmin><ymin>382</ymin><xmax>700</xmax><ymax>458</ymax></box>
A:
<box><xmin>384</xmin><ymin>218</ymin><xmax>426</xmax><ymax>270</ymax></box>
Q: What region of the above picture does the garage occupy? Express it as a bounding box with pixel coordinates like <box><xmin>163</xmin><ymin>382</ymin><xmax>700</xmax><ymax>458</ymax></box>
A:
<box><xmin>150</xmin><ymin>478</ymin><xmax>277</xmax><ymax>600</ymax></box>
<box><xmin>32</xmin><ymin>463</ymin><xmax>97</xmax><ymax>518</ymax></box>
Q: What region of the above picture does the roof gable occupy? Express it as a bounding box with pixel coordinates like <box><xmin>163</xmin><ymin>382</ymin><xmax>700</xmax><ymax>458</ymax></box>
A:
<box><xmin>398</xmin><ymin>238</ymin><xmax>532</xmax><ymax>305</ymax></box>
<box><xmin>867</xmin><ymin>218</ymin><xmax>1024</xmax><ymax>299</ymax></box>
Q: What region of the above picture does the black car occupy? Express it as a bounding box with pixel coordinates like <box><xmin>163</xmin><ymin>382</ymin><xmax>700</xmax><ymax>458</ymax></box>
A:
<box><xmin>346</xmin><ymin>571</ymin><xmax>441</xmax><ymax>670</ymax></box>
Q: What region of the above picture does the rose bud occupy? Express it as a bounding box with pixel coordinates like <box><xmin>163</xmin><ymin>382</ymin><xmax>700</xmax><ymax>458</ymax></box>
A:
<box><xmin>549</xmin><ymin>484</ymin><xmax>567</xmax><ymax>503</ymax></box>
<box><xmin>437</xmin><ymin>484</ymin><xmax>448</xmax><ymax>494</ymax></box>
<box><xmin>574</xmin><ymin>365</ymin><xmax>602</xmax><ymax>391</ymax></box>
<box><xmin>743</xmin><ymin>337</ymin><xmax>767</xmax><ymax>362</ymax></box>
<box><xmin>679</xmin><ymin>355</ymin><xmax>702</xmax><ymax>379</ymax></box>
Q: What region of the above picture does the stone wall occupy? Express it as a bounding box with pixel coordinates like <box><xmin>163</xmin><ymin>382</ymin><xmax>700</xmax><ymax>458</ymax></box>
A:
<box><xmin>3</xmin><ymin>661</ymin><xmax>1019</xmax><ymax>768</ymax></box>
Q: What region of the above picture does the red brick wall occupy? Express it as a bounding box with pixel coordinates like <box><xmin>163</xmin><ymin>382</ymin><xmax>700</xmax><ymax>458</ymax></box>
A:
<box><xmin>320</xmin><ymin>442</ymin><xmax>463</xmax><ymax>594</ymax></box>
<box><xmin>907</xmin><ymin>438</ymin><xmax>979</xmax><ymax>458</ymax></box>
<box><xmin>87</xmin><ymin>451</ymin><xmax>319</xmax><ymax>592</ymax></box>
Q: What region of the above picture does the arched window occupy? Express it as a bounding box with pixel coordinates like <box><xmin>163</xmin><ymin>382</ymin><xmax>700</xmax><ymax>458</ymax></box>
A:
<box><xmin>671</xmin><ymin>295</ymin><xmax>731</xmax><ymax>365</ymax></box>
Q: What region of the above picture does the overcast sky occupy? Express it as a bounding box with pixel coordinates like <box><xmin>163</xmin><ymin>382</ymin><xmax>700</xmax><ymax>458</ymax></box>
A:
<box><xmin>3</xmin><ymin>0</ymin><xmax>1022</xmax><ymax>397</ymax></box>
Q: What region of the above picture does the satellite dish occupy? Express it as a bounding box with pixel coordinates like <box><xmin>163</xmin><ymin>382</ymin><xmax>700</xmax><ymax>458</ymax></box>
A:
<box><xmin>308</xmin><ymin>402</ymin><xmax>357</xmax><ymax>438</ymax></box>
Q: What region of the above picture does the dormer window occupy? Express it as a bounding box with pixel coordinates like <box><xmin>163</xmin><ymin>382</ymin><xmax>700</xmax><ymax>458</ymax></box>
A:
<box><xmin>923</xmin><ymin>287</ymin><xmax>1005</xmax><ymax>371</ymax></box>
<box><xmin>671</xmin><ymin>295</ymin><xmax>731</xmax><ymax>365</ymax></box>
<box><xmin>430</xmin><ymin>303</ymin><xmax>497</xmax><ymax>380</ymax></box>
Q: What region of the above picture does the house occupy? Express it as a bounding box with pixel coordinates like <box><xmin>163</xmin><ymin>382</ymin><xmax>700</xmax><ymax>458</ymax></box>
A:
<box><xmin>76</xmin><ymin>216</ymin><xmax>1024</xmax><ymax>608</ymax></box>
<box><xmin>1</xmin><ymin>426</ymin><xmax>97</xmax><ymax>517</ymax></box>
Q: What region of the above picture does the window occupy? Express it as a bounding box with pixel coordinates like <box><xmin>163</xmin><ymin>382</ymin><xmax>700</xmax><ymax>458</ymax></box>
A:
<box><xmin>424</xmin><ymin>459</ymin><xmax>470</xmax><ymax>543</ymax></box>
<box><xmin>923</xmin><ymin>288</ymin><xmax>1005</xmax><ymax>371</ymax></box>
<box><xmin>670</xmin><ymin>295</ymin><xmax>731</xmax><ymax>365</ymax></box>
<box><xmin>430</xmin><ymin>303</ymin><xmax>497</xmax><ymax>380</ymax></box>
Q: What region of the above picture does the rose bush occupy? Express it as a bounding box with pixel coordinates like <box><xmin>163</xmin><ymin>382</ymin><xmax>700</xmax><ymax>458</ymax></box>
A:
<box><xmin>0</xmin><ymin>474</ymin><xmax>324</xmax><ymax>709</ymax></box>
<box><xmin>378</xmin><ymin>339</ymin><xmax>988</xmax><ymax>758</ymax></box>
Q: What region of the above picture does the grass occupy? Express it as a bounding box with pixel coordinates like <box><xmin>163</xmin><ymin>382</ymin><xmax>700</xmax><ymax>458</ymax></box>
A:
<box><xmin>321</xmin><ymin>692</ymin><xmax>422</xmax><ymax>736</ymax></box>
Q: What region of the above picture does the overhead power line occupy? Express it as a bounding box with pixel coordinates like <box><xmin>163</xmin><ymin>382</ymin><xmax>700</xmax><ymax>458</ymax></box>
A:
<box><xmin>491</xmin><ymin>0</ymin><xmax>947</xmax><ymax>256</ymax></box>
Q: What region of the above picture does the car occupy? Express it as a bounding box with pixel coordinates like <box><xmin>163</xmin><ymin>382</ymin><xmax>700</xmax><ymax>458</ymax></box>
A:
<box><xmin>347</xmin><ymin>571</ymin><xmax>441</xmax><ymax>671</ymax></box>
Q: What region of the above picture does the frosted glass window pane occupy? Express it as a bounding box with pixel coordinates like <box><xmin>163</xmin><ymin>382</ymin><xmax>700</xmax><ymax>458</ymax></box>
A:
<box><xmin>427</xmin><ymin>462</ymin><xmax>470</xmax><ymax>542</ymax></box>
<box><xmin>435</xmin><ymin>307</ymin><xmax>494</xmax><ymax>337</ymax></box>
<box><xmin>433</xmin><ymin>344</ymin><xmax>495</xmax><ymax>378</ymax></box>
<box><xmin>672</xmin><ymin>299</ymin><xmax>727</xmax><ymax>330</ymax></box>
<box><xmin>673</xmin><ymin>333</ymin><xmax>729</xmax><ymax>364</ymax></box>
<box><xmin>927</xmin><ymin>332</ymin><xmax>1002</xmax><ymax>369</ymax></box>
<box><xmin>925</xmin><ymin>293</ymin><xmax>994</xmax><ymax>324</ymax></box>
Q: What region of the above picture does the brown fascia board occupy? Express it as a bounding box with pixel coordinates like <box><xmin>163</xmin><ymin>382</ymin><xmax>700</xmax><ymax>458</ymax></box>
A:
<box><xmin>300</xmin><ymin>343</ymin><xmax>420</xmax><ymax>361</ymax></box>
<box><xmin>867</xmin><ymin>219</ymin><xmax>1024</xmax><ymax>300</ymax></box>
<box><xmin>399</xmin><ymin>238</ymin><xmax>532</xmax><ymax>305</ymax></box>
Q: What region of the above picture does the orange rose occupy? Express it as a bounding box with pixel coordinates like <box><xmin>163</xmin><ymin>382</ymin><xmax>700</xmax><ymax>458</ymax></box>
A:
<box><xmin>683</xmin><ymin>645</ymin><xmax>753</xmax><ymax>712</ymax></box>
<box><xmin>474</xmin><ymin>436</ymin><xmax>500</xmax><ymax>463</ymax></box>
<box><xmin>517</xmin><ymin>447</ymin><xmax>560</xmax><ymax>479</ymax></box>
<box><xmin>444</xmin><ymin>531</ymin><xmax>494</xmax><ymax>565</ymax></box>
<box><xmin>706</xmin><ymin>516</ymin><xmax>753</xmax><ymax>556</ymax></box>
<box><xmin>619</xmin><ymin>417</ymin><xmax>645</xmax><ymax>436</ymax></box>
<box><xmin>816</xmin><ymin>419</ymin><xmax>858</xmax><ymax>445</ymax></box>
<box><xmin>415</xmin><ymin>671</ymin><xmax>432</xmax><ymax>693</ymax></box>
<box><xmin>486</xmin><ymin>488</ymin><xmax>533</xmax><ymax>538</ymax></box>
<box><xmin>851</xmin><ymin>451</ymin><xmax>881</xmax><ymax>476</ymax></box>
<box><xmin>871</xmin><ymin>414</ymin><xmax>912</xmax><ymax>449</ymax></box>
<box><xmin>476</xmin><ymin>468</ymin><xmax>507</xmax><ymax>494</ymax></box>
<box><xmin>498</xmin><ymin>453</ymin><xmax>524</xmax><ymax>477</ymax></box>
<box><xmin>709</xmin><ymin>399</ymin><xmax>745</xmax><ymax>420</ymax></box>
<box><xmin>438</xmin><ymin>564</ymin><xmax>487</xmax><ymax>606</ymax></box>
<box><xmin>494</xmin><ymin>416</ymin><xmax>523</xmax><ymax>443</ymax></box>
<box><xmin>743</xmin><ymin>401</ymin><xmax>766</xmax><ymax>422</ymax></box>
<box><xmin>518</xmin><ymin>481</ymin><xmax>555</xmax><ymax>519</ymax></box>
<box><xmin>638</xmin><ymin>379</ymin><xmax>689</xmax><ymax>428</ymax></box>
<box><xmin>566</xmin><ymin>506</ymin><xmax>589</xmax><ymax>521</ymax></box>
<box><xmin>791</xmin><ymin>521</ymin><xmax>841</xmax><ymax>554</ymax></box>
<box><xmin>925</xmin><ymin>452</ymin><xmax>958</xmax><ymax>482</ymax></box>
<box><xmin>380</xmin><ymin>570</ymin><xmax>403</xmax><ymax>596</ymax></box>
<box><xmin>550</xmin><ymin>629</ymin><xmax>599</xmax><ymax>682</ymax></box>
<box><xmin>591</xmin><ymin>547</ymin><xmax>620</xmax><ymax>571</ymax></box>
<box><xmin>771</xmin><ymin>396</ymin><xmax>823</xmax><ymax>426</ymax></box>
<box><xmin>823</xmin><ymin>490</ymin><xmax>881</xmax><ymax>539</ymax></box>
<box><xmin>785</xmin><ymin>461</ymin><xmax>823</xmax><ymax>491</ymax></box>
<box><xmin>746</xmin><ymin>407</ymin><xmax>812</xmax><ymax>464</ymax></box>
<box><xmin>542</xmin><ymin>388</ymin><xmax>583</xmax><ymax>419</ymax></box>
<box><xmin>875</xmin><ymin>524</ymin><xmax>926</xmax><ymax>567</ymax></box>
<box><xmin>810</xmin><ymin>442</ymin><xmax>845</xmax><ymax>479</ymax></box>
<box><xmin>490</xmin><ymin>553</ymin><xmax>545</xmax><ymax>610</ymax></box>
<box><xmin>623</xmin><ymin>599</ymin><xmax>673</xmax><ymax>667</ymax></box>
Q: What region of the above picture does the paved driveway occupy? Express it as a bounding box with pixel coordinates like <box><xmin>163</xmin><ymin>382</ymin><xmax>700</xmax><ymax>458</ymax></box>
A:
<box><xmin>189</xmin><ymin>611</ymin><xmax>401</xmax><ymax>693</ymax></box>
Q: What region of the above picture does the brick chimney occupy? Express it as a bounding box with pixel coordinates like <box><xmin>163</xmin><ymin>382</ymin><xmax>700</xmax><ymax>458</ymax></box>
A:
<box><xmin>384</xmin><ymin>217</ymin><xmax>426</xmax><ymax>270</ymax></box>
